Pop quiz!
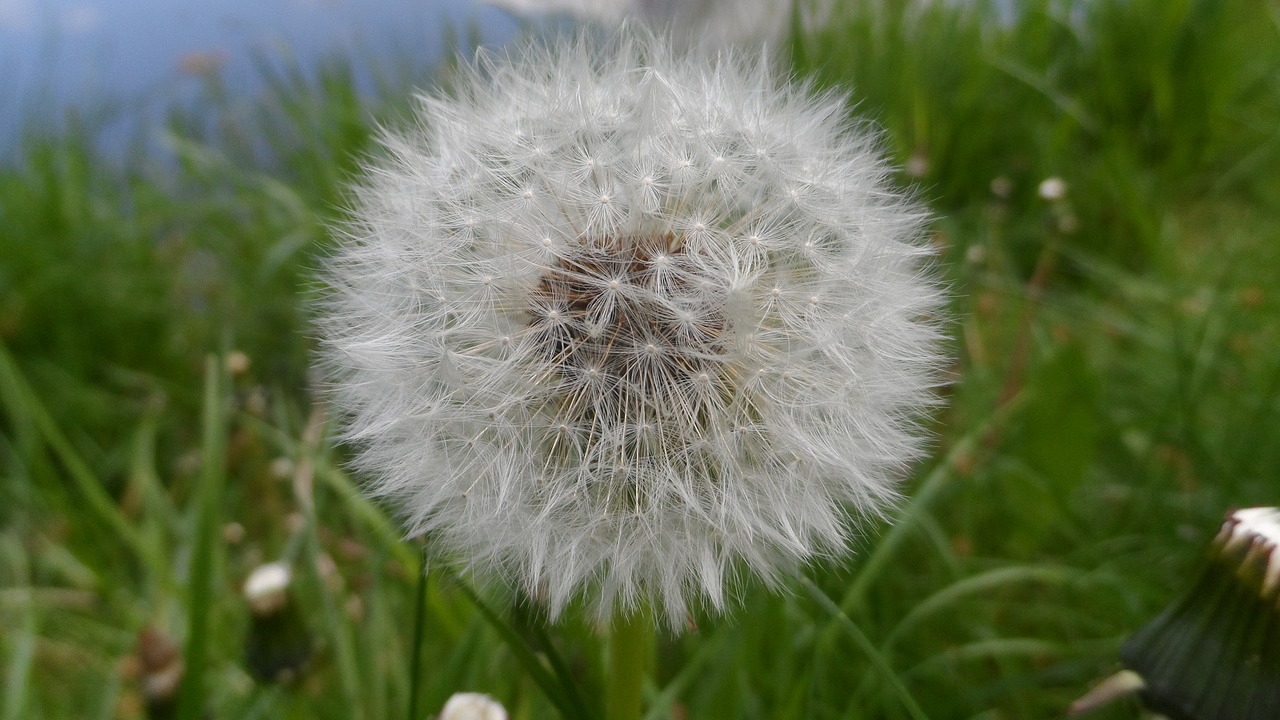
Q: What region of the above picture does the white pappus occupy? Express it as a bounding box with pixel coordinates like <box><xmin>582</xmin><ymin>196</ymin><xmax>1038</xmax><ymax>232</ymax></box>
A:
<box><xmin>318</xmin><ymin>30</ymin><xmax>946</xmax><ymax>628</ymax></box>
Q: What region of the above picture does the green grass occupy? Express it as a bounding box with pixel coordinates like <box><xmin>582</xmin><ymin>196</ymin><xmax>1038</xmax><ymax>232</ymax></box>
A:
<box><xmin>2</xmin><ymin>1</ymin><xmax>1278</xmax><ymax>718</ymax></box>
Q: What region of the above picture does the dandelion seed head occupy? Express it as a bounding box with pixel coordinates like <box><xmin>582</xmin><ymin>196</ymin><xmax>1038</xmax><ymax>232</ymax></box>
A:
<box><xmin>319</xmin><ymin>31</ymin><xmax>945</xmax><ymax>627</ymax></box>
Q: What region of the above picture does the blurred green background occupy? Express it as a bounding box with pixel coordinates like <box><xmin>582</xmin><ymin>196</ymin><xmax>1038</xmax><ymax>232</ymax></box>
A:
<box><xmin>2</xmin><ymin>0</ymin><xmax>1277</xmax><ymax>718</ymax></box>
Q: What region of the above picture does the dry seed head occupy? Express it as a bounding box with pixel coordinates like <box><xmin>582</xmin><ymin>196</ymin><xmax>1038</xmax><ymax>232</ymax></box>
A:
<box><xmin>319</xmin><ymin>30</ymin><xmax>945</xmax><ymax>627</ymax></box>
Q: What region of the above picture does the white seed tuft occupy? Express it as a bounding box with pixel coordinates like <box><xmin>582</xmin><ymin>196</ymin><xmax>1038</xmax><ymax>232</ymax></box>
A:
<box><xmin>318</xmin><ymin>31</ymin><xmax>945</xmax><ymax>628</ymax></box>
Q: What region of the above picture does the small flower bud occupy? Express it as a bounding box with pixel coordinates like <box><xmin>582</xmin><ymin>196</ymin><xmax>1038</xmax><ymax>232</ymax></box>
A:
<box><xmin>1037</xmin><ymin>176</ymin><xmax>1068</xmax><ymax>201</ymax></box>
<box><xmin>135</xmin><ymin>626</ymin><xmax>183</xmax><ymax>720</ymax></box>
<box><xmin>1117</xmin><ymin>507</ymin><xmax>1280</xmax><ymax>720</ymax></box>
<box><xmin>438</xmin><ymin>693</ymin><xmax>508</xmax><ymax>720</ymax></box>
<box><xmin>243</xmin><ymin>562</ymin><xmax>312</xmax><ymax>684</ymax></box>
<box><xmin>224</xmin><ymin>350</ymin><xmax>251</xmax><ymax>376</ymax></box>
<box><xmin>905</xmin><ymin>149</ymin><xmax>929</xmax><ymax>179</ymax></box>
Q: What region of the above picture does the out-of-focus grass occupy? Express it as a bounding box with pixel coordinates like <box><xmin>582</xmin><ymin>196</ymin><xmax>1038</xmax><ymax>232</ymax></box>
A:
<box><xmin>2</xmin><ymin>1</ymin><xmax>1278</xmax><ymax>718</ymax></box>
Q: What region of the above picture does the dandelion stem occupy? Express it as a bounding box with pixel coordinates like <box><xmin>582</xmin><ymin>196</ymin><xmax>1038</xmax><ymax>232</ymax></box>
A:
<box><xmin>607</xmin><ymin>608</ymin><xmax>652</xmax><ymax>720</ymax></box>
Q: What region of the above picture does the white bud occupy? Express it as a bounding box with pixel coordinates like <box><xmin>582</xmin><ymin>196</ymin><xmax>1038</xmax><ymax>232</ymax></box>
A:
<box><xmin>1223</xmin><ymin>507</ymin><xmax>1280</xmax><ymax>595</ymax></box>
<box><xmin>244</xmin><ymin>562</ymin><xmax>292</xmax><ymax>615</ymax></box>
<box><xmin>1037</xmin><ymin>176</ymin><xmax>1068</xmax><ymax>201</ymax></box>
<box><xmin>439</xmin><ymin>693</ymin><xmax>508</xmax><ymax>720</ymax></box>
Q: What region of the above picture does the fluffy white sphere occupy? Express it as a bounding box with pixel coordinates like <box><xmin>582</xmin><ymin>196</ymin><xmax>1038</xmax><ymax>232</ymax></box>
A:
<box><xmin>320</xmin><ymin>31</ymin><xmax>944</xmax><ymax>627</ymax></box>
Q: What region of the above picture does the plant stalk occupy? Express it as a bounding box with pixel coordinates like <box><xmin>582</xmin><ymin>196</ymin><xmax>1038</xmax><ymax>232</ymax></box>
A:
<box><xmin>606</xmin><ymin>608</ymin><xmax>653</xmax><ymax>720</ymax></box>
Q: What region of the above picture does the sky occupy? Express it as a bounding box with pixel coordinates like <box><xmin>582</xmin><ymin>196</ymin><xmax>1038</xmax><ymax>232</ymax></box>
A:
<box><xmin>0</xmin><ymin>0</ymin><xmax>521</xmax><ymax>149</ymax></box>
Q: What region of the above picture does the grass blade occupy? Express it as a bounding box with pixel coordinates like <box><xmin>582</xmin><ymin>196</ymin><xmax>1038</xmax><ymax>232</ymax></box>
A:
<box><xmin>882</xmin><ymin>565</ymin><xmax>1083</xmax><ymax>653</ymax></box>
<box><xmin>2</xmin><ymin>597</ymin><xmax>37</xmax><ymax>720</ymax></box>
<box><xmin>834</xmin><ymin>416</ymin><xmax>993</xmax><ymax>620</ymax></box>
<box><xmin>457</xmin><ymin>583</ymin><xmax>596</xmax><ymax>720</ymax></box>
<box><xmin>176</xmin><ymin>356</ymin><xmax>228</xmax><ymax>720</ymax></box>
<box><xmin>0</xmin><ymin>342</ymin><xmax>154</xmax><ymax>569</ymax></box>
<box><xmin>802</xmin><ymin>576</ymin><xmax>931</xmax><ymax>720</ymax></box>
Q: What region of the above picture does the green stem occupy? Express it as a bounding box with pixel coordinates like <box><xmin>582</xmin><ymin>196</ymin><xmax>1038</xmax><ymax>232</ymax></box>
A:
<box><xmin>607</xmin><ymin>608</ymin><xmax>652</xmax><ymax>720</ymax></box>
